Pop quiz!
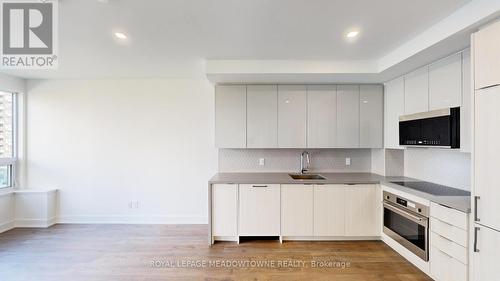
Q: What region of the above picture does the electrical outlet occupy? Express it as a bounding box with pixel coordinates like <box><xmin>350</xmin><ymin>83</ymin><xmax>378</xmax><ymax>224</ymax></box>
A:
<box><xmin>259</xmin><ymin>158</ymin><xmax>265</xmax><ymax>166</ymax></box>
<box><xmin>345</xmin><ymin>157</ymin><xmax>351</xmax><ymax>166</ymax></box>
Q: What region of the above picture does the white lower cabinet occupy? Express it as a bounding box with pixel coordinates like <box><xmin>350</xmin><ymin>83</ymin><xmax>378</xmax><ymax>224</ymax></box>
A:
<box><xmin>313</xmin><ymin>185</ymin><xmax>345</xmax><ymax>236</ymax></box>
<box><xmin>211</xmin><ymin>184</ymin><xmax>238</xmax><ymax>238</ymax></box>
<box><xmin>345</xmin><ymin>185</ymin><xmax>381</xmax><ymax>236</ymax></box>
<box><xmin>281</xmin><ymin>185</ymin><xmax>313</xmax><ymax>236</ymax></box>
<box><xmin>239</xmin><ymin>184</ymin><xmax>280</xmax><ymax>236</ymax></box>
<box><xmin>430</xmin><ymin>203</ymin><xmax>469</xmax><ymax>281</ymax></box>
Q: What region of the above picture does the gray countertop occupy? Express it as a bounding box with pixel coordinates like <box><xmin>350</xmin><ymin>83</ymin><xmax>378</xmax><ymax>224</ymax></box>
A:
<box><xmin>209</xmin><ymin>172</ymin><xmax>471</xmax><ymax>213</ymax></box>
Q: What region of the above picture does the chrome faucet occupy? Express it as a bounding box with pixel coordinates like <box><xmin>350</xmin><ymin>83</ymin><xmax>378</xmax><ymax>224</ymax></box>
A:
<box><xmin>300</xmin><ymin>151</ymin><xmax>310</xmax><ymax>174</ymax></box>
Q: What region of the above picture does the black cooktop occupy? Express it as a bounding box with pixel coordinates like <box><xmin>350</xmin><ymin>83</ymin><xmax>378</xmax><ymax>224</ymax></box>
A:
<box><xmin>390</xmin><ymin>181</ymin><xmax>471</xmax><ymax>196</ymax></box>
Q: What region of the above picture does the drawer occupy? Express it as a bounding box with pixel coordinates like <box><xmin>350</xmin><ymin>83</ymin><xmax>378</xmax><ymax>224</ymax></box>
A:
<box><xmin>430</xmin><ymin>217</ymin><xmax>468</xmax><ymax>247</ymax></box>
<box><xmin>430</xmin><ymin>202</ymin><xmax>468</xmax><ymax>230</ymax></box>
<box><xmin>430</xmin><ymin>246</ymin><xmax>467</xmax><ymax>281</ymax></box>
<box><xmin>430</xmin><ymin>231</ymin><xmax>468</xmax><ymax>264</ymax></box>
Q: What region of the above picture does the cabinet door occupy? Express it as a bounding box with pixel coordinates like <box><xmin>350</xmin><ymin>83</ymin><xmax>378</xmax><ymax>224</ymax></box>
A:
<box><xmin>313</xmin><ymin>185</ymin><xmax>345</xmax><ymax>236</ymax></box>
<box><xmin>429</xmin><ymin>53</ymin><xmax>462</xmax><ymax>110</ymax></box>
<box><xmin>278</xmin><ymin>85</ymin><xmax>307</xmax><ymax>148</ymax></box>
<box><xmin>461</xmin><ymin>49</ymin><xmax>472</xmax><ymax>153</ymax></box>
<box><xmin>431</xmin><ymin>246</ymin><xmax>467</xmax><ymax>281</ymax></box>
<box><xmin>474</xmin><ymin>20</ymin><xmax>500</xmax><ymax>90</ymax></box>
<box><xmin>360</xmin><ymin>85</ymin><xmax>383</xmax><ymax>148</ymax></box>
<box><xmin>239</xmin><ymin>184</ymin><xmax>280</xmax><ymax>236</ymax></box>
<box><xmin>474</xmin><ymin>86</ymin><xmax>500</xmax><ymax>231</ymax></box>
<box><xmin>281</xmin><ymin>185</ymin><xmax>313</xmax><ymax>236</ymax></box>
<box><xmin>337</xmin><ymin>85</ymin><xmax>360</xmax><ymax>148</ymax></box>
<box><xmin>307</xmin><ymin>85</ymin><xmax>337</xmax><ymax>148</ymax></box>
<box><xmin>405</xmin><ymin>66</ymin><xmax>429</xmax><ymax>114</ymax></box>
<box><xmin>215</xmin><ymin>85</ymin><xmax>246</xmax><ymax>148</ymax></box>
<box><xmin>247</xmin><ymin>85</ymin><xmax>278</xmax><ymax>148</ymax></box>
<box><xmin>384</xmin><ymin>77</ymin><xmax>405</xmax><ymax>149</ymax></box>
<box><xmin>345</xmin><ymin>185</ymin><xmax>381</xmax><ymax>236</ymax></box>
<box><xmin>212</xmin><ymin>184</ymin><xmax>238</xmax><ymax>237</ymax></box>
<box><xmin>473</xmin><ymin>225</ymin><xmax>500</xmax><ymax>281</ymax></box>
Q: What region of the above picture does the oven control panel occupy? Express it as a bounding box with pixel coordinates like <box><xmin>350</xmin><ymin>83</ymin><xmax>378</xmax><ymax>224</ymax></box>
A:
<box><xmin>383</xmin><ymin>191</ymin><xmax>429</xmax><ymax>217</ymax></box>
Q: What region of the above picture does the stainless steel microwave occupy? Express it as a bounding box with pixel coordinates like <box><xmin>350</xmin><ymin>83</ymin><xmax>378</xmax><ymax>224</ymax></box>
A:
<box><xmin>399</xmin><ymin>107</ymin><xmax>460</xmax><ymax>148</ymax></box>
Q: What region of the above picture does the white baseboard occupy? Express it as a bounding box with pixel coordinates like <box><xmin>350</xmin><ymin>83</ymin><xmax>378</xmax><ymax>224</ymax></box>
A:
<box><xmin>0</xmin><ymin>220</ymin><xmax>15</xmax><ymax>233</ymax></box>
<box><xmin>56</xmin><ymin>215</ymin><xmax>208</xmax><ymax>225</ymax></box>
<box><xmin>15</xmin><ymin>217</ymin><xmax>57</xmax><ymax>228</ymax></box>
<box><xmin>282</xmin><ymin>236</ymin><xmax>381</xmax><ymax>241</ymax></box>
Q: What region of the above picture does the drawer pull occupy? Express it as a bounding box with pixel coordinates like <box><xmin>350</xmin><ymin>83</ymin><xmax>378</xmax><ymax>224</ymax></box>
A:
<box><xmin>252</xmin><ymin>185</ymin><xmax>268</xmax><ymax>188</ymax></box>
<box><xmin>474</xmin><ymin>227</ymin><xmax>480</xmax><ymax>253</ymax></box>
<box><xmin>474</xmin><ymin>196</ymin><xmax>480</xmax><ymax>222</ymax></box>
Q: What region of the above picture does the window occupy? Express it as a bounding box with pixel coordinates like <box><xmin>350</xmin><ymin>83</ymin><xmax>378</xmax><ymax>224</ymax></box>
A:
<box><xmin>0</xmin><ymin>91</ymin><xmax>16</xmax><ymax>188</ymax></box>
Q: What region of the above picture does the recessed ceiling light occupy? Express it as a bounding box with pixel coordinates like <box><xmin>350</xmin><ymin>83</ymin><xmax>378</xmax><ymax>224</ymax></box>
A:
<box><xmin>346</xmin><ymin>31</ymin><xmax>359</xmax><ymax>38</ymax></box>
<box><xmin>114</xmin><ymin>32</ymin><xmax>127</xmax><ymax>39</ymax></box>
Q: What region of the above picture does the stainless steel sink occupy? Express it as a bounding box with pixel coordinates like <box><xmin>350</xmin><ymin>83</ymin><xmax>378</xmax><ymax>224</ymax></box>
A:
<box><xmin>289</xmin><ymin>174</ymin><xmax>326</xmax><ymax>180</ymax></box>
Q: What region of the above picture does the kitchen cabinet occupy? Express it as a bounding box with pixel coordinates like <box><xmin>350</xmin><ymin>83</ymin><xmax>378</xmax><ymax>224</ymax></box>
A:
<box><xmin>215</xmin><ymin>85</ymin><xmax>246</xmax><ymax>148</ymax></box>
<box><xmin>247</xmin><ymin>85</ymin><xmax>278</xmax><ymax>148</ymax></box>
<box><xmin>473</xmin><ymin>20</ymin><xmax>500</xmax><ymax>90</ymax></box>
<box><xmin>461</xmin><ymin>49</ymin><xmax>472</xmax><ymax>153</ymax></box>
<box><xmin>211</xmin><ymin>184</ymin><xmax>238</xmax><ymax>238</ymax></box>
<box><xmin>429</xmin><ymin>53</ymin><xmax>462</xmax><ymax>110</ymax></box>
<box><xmin>307</xmin><ymin>85</ymin><xmax>337</xmax><ymax>148</ymax></box>
<box><xmin>473</xmin><ymin>225</ymin><xmax>500</xmax><ymax>281</ymax></box>
<box><xmin>430</xmin><ymin>246</ymin><xmax>467</xmax><ymax>281</ymax></box>
<box><xmin>337</xmin><ymin>85</ymin><xmax>360</xmax><ymax>147</ymax></box>
<box><xmin>239</xmin><ymin>184</ymin><xmax>280</xmax><ymax>236</ymax></box>
<box><xmin>360</xmin><ymin>85</ymin><xmax>383</xmax><ymax>148</ymax></box>
<box><xmin>281</xmin><ymin>185</ymin><xmax>313</xmax><ymax>236</ymax></box>
<box><xmin>313</xmin><ymin>185</ymin><xmax>345</xmax><ymax>236</ymax></box>
<box><xmin>474</xmin><ymin>86</ymin><xmax>500</xmax><ymax>231</ymax></box>
<box><xmin>278</xmin><ymin>85</ymin><xmax>307</xmax><ymax>148</ymax></box>
<box><xmin>405</xmin><ymin>66</ymin><xmax>429</xmax><ymax>114</ymax></box>
<box><xmin>345</xmin><ymin>184</ymin><xmax>380</xmax><ymax>236</ymax></box>
<box><xmin>384</xmin><ymin>77</ymin><xmax>405</xmax><ymax>149</ymax></box>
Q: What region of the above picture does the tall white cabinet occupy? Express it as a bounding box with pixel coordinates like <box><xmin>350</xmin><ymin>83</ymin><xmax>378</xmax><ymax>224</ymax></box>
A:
<box><xmin>247</xmin><ymin>85</ymin><xmax>278</xmax><ymax>148</ymax></box>
<box><xmin>472</xmin><ymin>19</ymin><xmax>500</xmax><ymax>281</ymax></box>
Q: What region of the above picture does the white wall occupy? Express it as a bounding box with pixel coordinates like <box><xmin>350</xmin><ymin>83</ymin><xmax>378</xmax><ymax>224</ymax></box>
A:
<box><xmin>404</xmin><ymin>149</ymin><xmax>471</xmax><ymax>191</ymax></box>
<box><xmin>0</xmin><ymin>193</ymin><xmax>15</xmax><ymax>233</ymax></box>
<box><xmin>26</xmin><ymin>79</ymin><xmax>217</xmax><ymax>224</ymax></box>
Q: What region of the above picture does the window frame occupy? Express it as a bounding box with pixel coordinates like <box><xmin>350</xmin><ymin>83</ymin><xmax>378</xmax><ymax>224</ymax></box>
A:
<box><xmin>0</xmin><ymin>91</ymin><xmax>17</xmax><ymax>189</ymax></box>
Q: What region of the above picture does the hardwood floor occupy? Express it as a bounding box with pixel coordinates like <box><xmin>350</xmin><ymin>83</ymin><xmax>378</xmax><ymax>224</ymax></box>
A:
<box><xmin>0</xmin><ymin>224</ymin><xmax>432</xmax><ymax>281</ymax></box>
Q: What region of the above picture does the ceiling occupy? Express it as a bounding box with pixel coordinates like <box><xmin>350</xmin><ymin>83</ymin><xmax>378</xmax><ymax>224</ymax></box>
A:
<box><xmin>0</xmin><ymin>0</ymin><xmax>476</xmax><ymax>79</ymax></box>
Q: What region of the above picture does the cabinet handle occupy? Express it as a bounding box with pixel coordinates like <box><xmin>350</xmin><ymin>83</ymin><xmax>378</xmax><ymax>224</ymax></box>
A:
<box><xmin>474</xmin><ymin>227</ymin><xmax>480</xmax><ymax>253</ymax></box>
<box><xmin>474</xmin><ymin>196</ymin><xmax>480</xmax><ymax>222</ymax></box>
<box><xmin>252</xmin><ymin>185</ymin><xmax>268</xmax><ymax>188</ymax></box>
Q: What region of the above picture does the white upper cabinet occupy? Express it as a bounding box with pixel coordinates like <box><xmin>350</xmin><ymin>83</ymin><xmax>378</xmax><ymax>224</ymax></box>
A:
<box><xmin>215</xmin><ymin>85</ymin><xmax>246</xmax><ymax>148</ymax></box>
<box><xmin>384</xmin><ymin>77</ymin><xmax>405</xmax><ymax>149</ymax></box>
<box><xmin>360</xmin><ymin>85</ymin><xmax>383</xmax><ymax>148</ymax></box>
<box><xmin>405</xmin><ymin>66</ymin><xmax>429</xmax><ymax>114</ymax></box>
<box><xmin>429</xmin><ymin>53</ymin><xmax>462</xmax><ymax>110</ymax></box>
<box><xmin>337</xmin><ymin>85</ymin><xmax>360</xmax><ymax>148</ymax></box>
<box><xmin>278</xmin><ymin>85</ymin><xmax>307</xmax><ymax>148</ymax></box>
<box><xmin>307</xmin><ymin>85</ymin><xmax>337</xmax><ymax>148</ymax></box>
<box><xmin>461</xmin><ymin>49</ymin><xmax>472</xmax><ymax>153</ymax></box>
<box><xmin>247</xmin><ymin>85</ymin><xmax>278</xmax><ymax>148</ymax></box>
<box><xmin>473</xmin><ymin>20</ymin><xmax>500</xmax><ymax>90</ymax></box>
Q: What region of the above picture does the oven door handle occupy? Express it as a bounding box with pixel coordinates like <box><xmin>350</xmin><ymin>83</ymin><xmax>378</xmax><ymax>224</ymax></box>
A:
<box><xmin>383</xmin><ymin>202</ymin><xmax>428</xmax><ymax>226</ymax></box>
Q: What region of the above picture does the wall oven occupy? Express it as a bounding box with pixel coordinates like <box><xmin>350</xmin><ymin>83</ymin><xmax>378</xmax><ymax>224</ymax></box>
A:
<box><xmin>383</xmin><ymin>191</ymin><xmax>430</xmax><ymax>261</ymax></box>
<box><xmin>399</xmin><ymin>107</ymin><xmax>460</xmax><ymax>148</ymax></box>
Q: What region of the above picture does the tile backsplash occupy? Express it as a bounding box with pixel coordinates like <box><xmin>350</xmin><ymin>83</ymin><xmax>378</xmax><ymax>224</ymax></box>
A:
<box><xmin>218</xmin><ymin>149</ymin><xmax>372</xmax><ymax>173</ymax></box>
